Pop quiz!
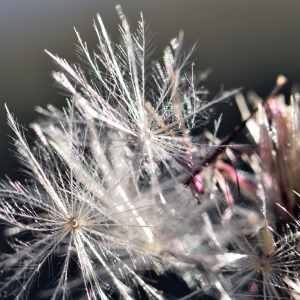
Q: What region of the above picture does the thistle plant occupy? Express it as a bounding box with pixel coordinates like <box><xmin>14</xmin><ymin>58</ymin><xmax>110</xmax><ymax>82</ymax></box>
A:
<box><xmin>1</xmin><ymin>5</ymin><xmax>300</xmax><ymax>300</ymax></box>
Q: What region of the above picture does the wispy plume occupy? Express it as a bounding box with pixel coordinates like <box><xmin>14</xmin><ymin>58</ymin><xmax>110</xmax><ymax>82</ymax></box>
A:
<box><xmin>45</xmin><ymin>5</ymin><xmax>238</xmax><ymax>180</ymax></box>
<box><xmin>1</xmin><ymin>107</ymin><xmax>169</xmax><ymax>300</ymax></box>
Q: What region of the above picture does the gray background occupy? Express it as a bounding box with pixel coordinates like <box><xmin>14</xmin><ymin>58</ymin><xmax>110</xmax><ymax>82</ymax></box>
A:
<box><xmin>0</xmin><ymin>0</ymin><xmax>299</xmax><ymax>177</ymax></box>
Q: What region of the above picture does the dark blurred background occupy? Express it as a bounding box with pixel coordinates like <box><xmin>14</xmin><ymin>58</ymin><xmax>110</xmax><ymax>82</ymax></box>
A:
<box><xmin>0</xmin><ymin>0</ymin><xmax>300</xmax><ymax>178</ymax></box>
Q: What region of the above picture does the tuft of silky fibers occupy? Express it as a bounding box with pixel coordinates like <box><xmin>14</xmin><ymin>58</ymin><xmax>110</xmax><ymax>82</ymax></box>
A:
<box><xmin>0</xmin><ymin>6</ymin><xmax>238</xmax><ymax>300</ymax></box>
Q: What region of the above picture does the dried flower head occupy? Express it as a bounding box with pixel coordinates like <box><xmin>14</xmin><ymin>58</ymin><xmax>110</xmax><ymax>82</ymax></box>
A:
<box><xmin>2</xmin><ymin>3</ymin><xmax>300</xmax><ymax>300</ymax></box>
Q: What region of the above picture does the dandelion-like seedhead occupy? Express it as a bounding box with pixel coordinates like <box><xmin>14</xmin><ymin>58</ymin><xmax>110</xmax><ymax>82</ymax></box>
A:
<box><xmin>0</xmin><ymin>7</ymin><xmax>231</xmax><ymax>299</ymax></box>
<box><xmin>0</xmin><ymin>107</ymin><xmax>170</xmax><ymax>300</ymax></box>
<box><xmin>1</xmin><ymin>5</ymin><xmax>300</xmax><ymax>300</ymax></box>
